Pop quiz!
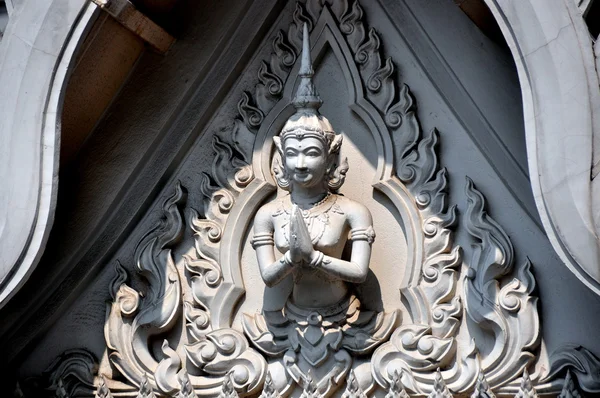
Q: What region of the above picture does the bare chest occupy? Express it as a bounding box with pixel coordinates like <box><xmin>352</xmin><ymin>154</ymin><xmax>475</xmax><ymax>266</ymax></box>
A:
<box><xmin>271</xmin><ymin>205</ymin><xmax>349</xmax><ymax>255</ymax></box>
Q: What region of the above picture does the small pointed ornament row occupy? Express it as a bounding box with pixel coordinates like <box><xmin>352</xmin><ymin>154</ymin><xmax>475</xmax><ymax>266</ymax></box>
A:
<box><xmin>89</xmin><ymin>366</ymin><xmax>584</xmax><ymax>397</ymax></box>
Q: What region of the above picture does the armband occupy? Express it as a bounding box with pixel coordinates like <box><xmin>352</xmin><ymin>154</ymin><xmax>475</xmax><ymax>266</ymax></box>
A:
<box><xmin>349</xmin><ymin>226</ymin><xmax>376</xmax><ymax>244</ymax></box>
<box><xmin>250</xmin><ymin>232</ymin><xmax>274</xmax><ymax>249</ymax></box>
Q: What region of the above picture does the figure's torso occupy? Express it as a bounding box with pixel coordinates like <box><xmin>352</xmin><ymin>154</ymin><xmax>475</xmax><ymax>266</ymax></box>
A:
<box><xmin>268</xmin><ymin>193</ymin><xmax>353</xmax><ymax>307</ymax></box>
<box><xmin>271</xmin><ymin>193</ymin><xmax>350</xmax><ymax>258</ymax></box>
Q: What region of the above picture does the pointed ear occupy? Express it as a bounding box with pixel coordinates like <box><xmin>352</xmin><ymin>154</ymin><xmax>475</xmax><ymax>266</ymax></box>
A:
<box><xmin>329</xmin><ymin>134</ymin><xmax>343</xmax><ymax>155</ymax></box>
<box><xmin>273</xmin><ymin>136</ymin><xmax>283</xmax><ymax>155</ymax></box>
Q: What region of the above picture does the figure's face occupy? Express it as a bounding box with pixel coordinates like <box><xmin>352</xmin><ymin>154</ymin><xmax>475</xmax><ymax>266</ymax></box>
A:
<box><xmin>283</xmin><ymin>136</ymin><xmax>328</xmax><ymax>189</ymax></box>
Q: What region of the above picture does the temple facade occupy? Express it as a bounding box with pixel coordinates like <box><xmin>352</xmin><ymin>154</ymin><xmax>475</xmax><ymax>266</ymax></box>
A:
<box><xmin>0</xmin><ymin>0</ymin><xmax>599</xmax><ymax>396</ymax></box>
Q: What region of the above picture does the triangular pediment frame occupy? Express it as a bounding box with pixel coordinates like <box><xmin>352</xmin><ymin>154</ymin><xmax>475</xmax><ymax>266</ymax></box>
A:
<box><xmin>45</xmin><ymin>1</ymin><xmax>600</xmax><ymax>397</ymax></box>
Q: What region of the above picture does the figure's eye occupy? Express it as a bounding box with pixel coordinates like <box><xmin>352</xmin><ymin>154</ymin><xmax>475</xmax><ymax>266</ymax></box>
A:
<box><xmin>285</xmin><ymin>150</ymin><xmax>297</xmax><ymax>157</ymax></box>
<box><xmin>306</xmin><ymin>150</ymin><xmax>322</xmax><ymax>157</ymax></box>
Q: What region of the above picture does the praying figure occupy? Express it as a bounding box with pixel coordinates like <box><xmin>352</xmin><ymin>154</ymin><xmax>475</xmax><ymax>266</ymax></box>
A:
<box><xmin>243</xmin><ymin>24</ymin><xmax>396</xmax><ymax>391</ymax></box>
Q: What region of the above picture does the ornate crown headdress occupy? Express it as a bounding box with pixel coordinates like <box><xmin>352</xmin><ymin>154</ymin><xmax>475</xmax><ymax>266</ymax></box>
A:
<box><xmin>277</xmin><ymin>23</ymin><xmax>339</xmax><ymax>149</ymax></box>
<box><xmin>273</xmin><ymin>23</ymin><xmax>348</xmax><ymax>191</ymax></box>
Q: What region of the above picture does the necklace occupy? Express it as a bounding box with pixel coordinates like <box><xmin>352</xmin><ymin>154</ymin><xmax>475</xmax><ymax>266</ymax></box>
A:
<box><xmin>292</xmin><ymin>192</ymin><xmax>331</xmax><ymax>211</ymax></box>
<box><xmin>275</xmin><ymin>193</ymin><xmax>340</xmax><ymax>245</ymax></box>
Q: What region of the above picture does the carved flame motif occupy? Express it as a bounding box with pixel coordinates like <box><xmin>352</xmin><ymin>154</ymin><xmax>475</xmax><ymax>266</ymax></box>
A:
<box><xmin>105</xmin><ymin>183</ymin><xmax>185</xmax><ymax>393</ymax></box>
<box><xmin>463</xmin><ymin>178</ymin><xmax>540</xmax><ymax>389</ymax></box>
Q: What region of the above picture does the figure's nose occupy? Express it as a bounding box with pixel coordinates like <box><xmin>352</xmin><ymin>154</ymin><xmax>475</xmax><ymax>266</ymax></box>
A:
<box><xmin>295</xmin><ymin>154</ymin><xmax>307</xmax><ymax>169</ymax></box>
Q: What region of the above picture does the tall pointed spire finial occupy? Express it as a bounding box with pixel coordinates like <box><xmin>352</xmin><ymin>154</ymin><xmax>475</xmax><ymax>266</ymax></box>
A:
<box><xmin>292</xmin><ymin>23</ymin><xmax>323</xmax><ymax>111</ymax></box>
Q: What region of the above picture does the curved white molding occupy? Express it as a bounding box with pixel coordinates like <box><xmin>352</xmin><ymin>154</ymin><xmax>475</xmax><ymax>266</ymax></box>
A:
<box><xmin>0</xmin><ymin>0</ymin><xmax>98</xmax><ymax>307</ymax></box>
<box><xmin>483</xmin><ymin>0</ymin><xmax>600</xmax><ymax>294</ymax></box>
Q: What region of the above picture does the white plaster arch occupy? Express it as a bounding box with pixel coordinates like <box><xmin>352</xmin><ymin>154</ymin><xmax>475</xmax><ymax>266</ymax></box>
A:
<box><xmin>0</xmin><ymin>0</ymin><xmax>98</xmax><ymax>308</ymax></box>
<box><xmin>483</xmin><ymin>0</ymin><xmax>600</xmax><ymax>294</ymax></box>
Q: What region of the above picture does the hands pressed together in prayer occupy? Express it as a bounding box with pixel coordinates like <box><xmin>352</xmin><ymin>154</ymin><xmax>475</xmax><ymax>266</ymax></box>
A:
<box><xmin>287</xmin><ymin>205</ymin><xmax>321</xmax><ymax>267</ymax></box>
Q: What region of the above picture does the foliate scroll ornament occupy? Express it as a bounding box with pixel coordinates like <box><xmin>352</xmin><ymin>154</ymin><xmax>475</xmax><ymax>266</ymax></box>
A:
<box><xmin>371</xmin><ymin>127</ymin><xmax>468</xmax><ymax>392</ymax></box>
<box><xmin>183</xmin><ymin>132</ymin><xmax>267</xmax><ymax>396</ymax></box>
<box><xmin>463</xmin><ymin>178</ymin><xmax>540</xmax><ymax>389</ymax></box>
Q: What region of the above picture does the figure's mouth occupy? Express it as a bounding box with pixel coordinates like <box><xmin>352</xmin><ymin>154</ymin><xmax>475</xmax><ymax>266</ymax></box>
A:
<box><xmin>294</xmin><ymin>170</ymin><xmax>310</xmax><ymax>178</ymax></box>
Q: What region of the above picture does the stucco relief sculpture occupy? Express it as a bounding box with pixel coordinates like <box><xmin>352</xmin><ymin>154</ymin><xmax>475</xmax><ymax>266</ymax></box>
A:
<box><xmin>24</xmin><ymin>1</ymin><xmax>599</xmax><ymax>397</ymax></box>
<box><xmin>242</xmin><ymin>25</ymin><xmax>396</xmax><ymax>392</ymax></box>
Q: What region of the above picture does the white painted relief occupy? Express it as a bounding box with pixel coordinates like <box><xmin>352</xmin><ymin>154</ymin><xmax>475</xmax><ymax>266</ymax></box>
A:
<box><xmin>16</xmin><ymin>1</ymin><xmax>600</xmax><ymax>397</ymax></box>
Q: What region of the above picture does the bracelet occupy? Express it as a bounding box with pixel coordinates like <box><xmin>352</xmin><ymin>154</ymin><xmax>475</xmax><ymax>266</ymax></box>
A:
<box><xmin>279</xmin><ymin>251</ymin><xmax>294</xmax><ymax>268</ymax></box>
<box><xmin>308</xmin><ymin>251</ymin><xmax>324</xmax><ymax>268</ymax></box>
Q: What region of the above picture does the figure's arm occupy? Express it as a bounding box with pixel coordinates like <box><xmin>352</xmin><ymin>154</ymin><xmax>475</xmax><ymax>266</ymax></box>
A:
<box><xmin>252</xmin><ymin>206</ymin><xmax>294</xmax><ymax>287</ymax></box>
<box><xmin>307</xmin><ymin>202</ymin><xmax>374</xmax><ymax>283</ymax></box>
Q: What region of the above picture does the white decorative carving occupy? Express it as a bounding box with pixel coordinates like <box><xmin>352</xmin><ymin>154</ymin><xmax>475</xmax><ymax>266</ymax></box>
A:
<box><xmin>299</xmin><ymin>372</ymin><xmax>320</xmax><ymax>398</ymax></box>
<box><xmin>219</xmin><ymin>374</ymin><xmax>240</xmax><ymax>398</ymax></box>
<box><xmin>463</xmin><ymin>178</ymin><xmax>540</xmax><ymax>389</ymax></box>
<box><xmin>176</xmin><ymin>371</ymin><xmax>198</xmax><ymax>398</ymax></box>
<box><xmin>95</xmin><ymin>375</ymin><xmax>114</xmax><ymax>398</ymax></box>
<box><xmin>95</xmin><ymin>375</ymin><xmax>113</xmax><ymax>398</ymax></box>
<box><xmin>138</xmin><ymin>374</ymin><xmax>158</xmax><ymax>398</ymax></box>
<box><xmin>428</xmin><ymin>370</ymin><xmax>453</xmax><ymax>398</ymax></box>
<box><xmin>385</xmin><ymin>371</ymin><xmax>409</xmax><ymax>398</ymax></box>
<box><xmin>514</xmin><ymin>370</ymin><xmax>538</xmax><ymax>398</ymax></box>
<box><xmin>259</xmin><ymin>372</ymin><xmax>281</xmax><ymax>398</ymax></box>
<box><xmin>105</xmin><ymin>183</ymin><xmax>185</xmax><ymax>393</ymax></box>
<box><xmin>471</xmin><ymin>371</ymin><xmax>495</xmax><ymax>398</ymax></box>
<box><xmin>341</xmin><ymin>370</ymin><xmax>367</xmax><ymax>398</ymax></box>
<box><xmin>88</xmin><ymin>1</ymin><xmax>599</xmax><ymax>397</ymax></box>
<box><xmin>104</xmin><ymin>180</ymin><xmax>267</xmax><ymax>396</ymax></box>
